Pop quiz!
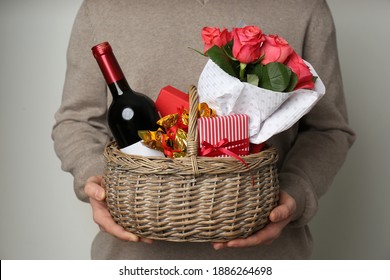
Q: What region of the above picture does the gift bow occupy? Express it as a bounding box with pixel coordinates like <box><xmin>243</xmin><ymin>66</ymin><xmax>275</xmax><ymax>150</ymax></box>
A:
<box><xmin>200</xmin><ymin>138</ymin><xmax>255</xmax><ymax>186</ymax></box>
<box><xmin>200</xmin><ymin>138</ymin><xmax>249</xmax><ymax>158</ymax></box>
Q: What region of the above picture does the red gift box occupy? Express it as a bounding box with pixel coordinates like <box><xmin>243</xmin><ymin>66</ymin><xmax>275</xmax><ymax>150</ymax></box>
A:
<box><xmin>155</xmin><ymin>85</ymin><xmax>189</xmax><ymax>117</ymax></box>
<box><xmin>198</xmin><ymin>114</ymin><xmax>250</xmax><ymax>157</ymax></box>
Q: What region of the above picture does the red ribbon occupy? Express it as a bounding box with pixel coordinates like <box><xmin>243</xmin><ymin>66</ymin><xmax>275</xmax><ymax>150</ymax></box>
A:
<box><xmin>200</xmin><ymin>138</ymin><xmax>249</xmax><ymax>158</ymax></box>
<box><xmin>161</xmin><ymin>133</ymin><xmax>183</xmax><ymax>158</ymax></box>
<box><xmin>200</xmin><ymin>138</ymin><xmax>255</xmax><ymax>186</ymax></box>
<box><xmin>174</xmin><ymin>106</ymin><xmax>189</xmax><ymax>131</ymax></box>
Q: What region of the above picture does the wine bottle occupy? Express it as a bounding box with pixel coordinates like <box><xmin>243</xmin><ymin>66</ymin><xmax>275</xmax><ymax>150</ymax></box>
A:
<box><xmin>91</xmin><ymin>41</ymin><xmax>161</xmax><ymax>154</ymax></box>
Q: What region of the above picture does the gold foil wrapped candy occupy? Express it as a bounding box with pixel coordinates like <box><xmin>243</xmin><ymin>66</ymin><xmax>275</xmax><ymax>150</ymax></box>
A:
<box><xmin>198</xmin><ymin>102</ymin><xmax>216</xmax><ymax>117</ymax></box>
<box><xmin>139</xmin><ymin>108</ymin><xmax>189</xmax><ymax>158</ymax></box>
<box><xmin>138</xmin><ymin>128</ymin><xmax>165</xmax><ymax>151</ymax></box>
<box><xmin>138</xmin><ymin>104</ymin><xmax>216</xmax><ymax>158</ymax></box>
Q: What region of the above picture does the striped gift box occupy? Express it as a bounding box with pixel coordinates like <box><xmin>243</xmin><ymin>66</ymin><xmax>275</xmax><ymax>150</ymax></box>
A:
<box><xmin>198</xmin><ymin>114</ymin><xmax>250</xmax><ymax>157</ymax></box>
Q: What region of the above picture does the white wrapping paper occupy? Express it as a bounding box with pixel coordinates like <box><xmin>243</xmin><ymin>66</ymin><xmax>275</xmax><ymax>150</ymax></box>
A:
<box><xmin>198</xmin><ymin>59</ymin><xmax>326</xmax><ymax>143</ymax></box>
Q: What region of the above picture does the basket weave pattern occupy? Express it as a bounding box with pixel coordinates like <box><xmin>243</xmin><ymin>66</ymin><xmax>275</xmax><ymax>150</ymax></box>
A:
<box><xmin>103</xmin><ymin>86</ymin><xmax>279</xmax><ymax>242</ymax></box>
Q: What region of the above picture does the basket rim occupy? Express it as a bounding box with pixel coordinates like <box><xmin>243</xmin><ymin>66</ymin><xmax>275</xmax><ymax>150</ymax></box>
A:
<box><xmin>104</xmin><ymin>140</ymin><xmax>278</xmax><ymax>176</ymax></box>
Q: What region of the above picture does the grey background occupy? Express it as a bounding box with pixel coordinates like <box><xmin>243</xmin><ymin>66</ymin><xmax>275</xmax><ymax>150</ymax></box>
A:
<box><xmin>0</xmin><ymin>0</ymin><xmax>389</xmax><ymax>259</ymax></box>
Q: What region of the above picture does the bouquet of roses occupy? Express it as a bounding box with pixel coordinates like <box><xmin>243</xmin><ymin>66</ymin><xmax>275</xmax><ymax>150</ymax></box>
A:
<box><xmin>201</xmin><ymin>25</ymin><xmax>316</xmax><ymax>91</ymax></box>
<box><xmin>196</xmin><ymin>25</ymin><xmax>326</xmax><ymax>144</ymax></box>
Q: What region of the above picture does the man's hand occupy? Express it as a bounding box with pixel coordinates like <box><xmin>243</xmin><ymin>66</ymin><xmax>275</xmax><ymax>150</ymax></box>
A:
<box><xmin>212</xmin><ymin>191</ymin><xmax>296</xmax><ymax>250</ymax></box>
<box><xmin>84</xmin><ymin>175</ymin><xmax>153</xmax><ymax>244</ymax></box>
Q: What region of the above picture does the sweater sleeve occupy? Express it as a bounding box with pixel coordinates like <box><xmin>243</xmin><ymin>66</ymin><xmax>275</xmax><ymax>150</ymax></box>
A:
<box><xmin>52</xmin><ymin>1</ymin><xmax>109</xmax><ymax>202</ymax></box>
<box><xmin>279</xmin><ymin>0</ymin><xmax>356</xmax><ymax>226</ymax></box>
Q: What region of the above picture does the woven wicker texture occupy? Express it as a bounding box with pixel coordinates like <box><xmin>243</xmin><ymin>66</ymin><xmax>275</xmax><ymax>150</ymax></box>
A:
<box><xmin>103</xmin><ymin>85</ymin><xmax>279</xmax><ymax>242</ymax></box>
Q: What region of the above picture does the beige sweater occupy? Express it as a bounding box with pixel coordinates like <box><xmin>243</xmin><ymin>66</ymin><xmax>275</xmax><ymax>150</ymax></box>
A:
<box><xmin>52</xmin><ymin>0</ymin><xmax>355</xmax><ymax>259</ymax></box>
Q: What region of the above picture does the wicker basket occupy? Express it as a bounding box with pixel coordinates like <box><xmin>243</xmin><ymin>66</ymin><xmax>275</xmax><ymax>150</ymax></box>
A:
<box><xmin>103</xmin><ymin>85</ymin><xmax>279</xmax><ymax>242</ymax></box>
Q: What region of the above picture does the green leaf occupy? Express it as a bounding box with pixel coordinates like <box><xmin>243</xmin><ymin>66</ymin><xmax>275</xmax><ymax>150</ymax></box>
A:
<box><xmin>222</xmin><ymin>40</ymin><xmax>235</xmax><ymax>60</ymax></box>
<box><xmin>246</xmin><ymin>63</ymin><xmax>263</xmax><ymax>86</ymax></box>
<box><xmin>247</xmin><ymin>63</ymin><xmax>263</xmax><ymax>80</ymax></box>
<box><xmin>247</xmin><ymin>74</ymin><xmax>259</xmax><ymax>86</ymax></box>
<box><xmin>188</xmin><ymin>47</ymin><xmax>207</xmax><ymax>57</ymax></box>
<box><xmin>261</xmin><ymin>62</ymin><xmax>292</xmax><ymax>92</ymax></box>
<box><xmin>206</xmin><ymin>45</ymin><xmax>239</xmax><ymax>77</ymax></box>
<box><xmin>285</xmin><ymin>71</ymin><xmax>298</xmax><ymax>92</ymax></box>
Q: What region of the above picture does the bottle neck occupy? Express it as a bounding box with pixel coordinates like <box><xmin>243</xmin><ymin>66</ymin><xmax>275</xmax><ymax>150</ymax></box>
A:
<box><xmin>108</xmin><ymin>79</ymin><xmax>132</xmax><ymax>98</ymax></box>
<box><xmin>92</xmin><ymin>42</ymin><xmax>132</xmax><ymax>98</ymax></box>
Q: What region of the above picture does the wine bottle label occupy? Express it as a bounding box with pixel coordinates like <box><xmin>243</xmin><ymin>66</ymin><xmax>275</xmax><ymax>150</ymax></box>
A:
<box><xmin>122</xmin><ymin>107</ymin><xmax>134</xmax><ymax>121</ymax></box>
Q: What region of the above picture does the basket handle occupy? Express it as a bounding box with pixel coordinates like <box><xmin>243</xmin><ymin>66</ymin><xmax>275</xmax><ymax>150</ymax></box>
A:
<box><xmin>186</xmin><ymin>85</ymin><xmax>199</xmax><ymax>175</ymax></box>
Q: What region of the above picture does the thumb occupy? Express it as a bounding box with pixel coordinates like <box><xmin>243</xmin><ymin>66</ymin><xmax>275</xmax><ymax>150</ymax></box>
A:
<box><xmin>94</xmin><ymin>187</ymin><xmax>106</xmax><ymax>201</ymax></box>
<box><xmin>269</xmin><ymin>192</ymin><xmax>296</xmax><ymax>222</ymax></box>
<box><xmin>84</xmin><ymin>175</ymin><xmax>105</xmax><ymax>201</ymax></box>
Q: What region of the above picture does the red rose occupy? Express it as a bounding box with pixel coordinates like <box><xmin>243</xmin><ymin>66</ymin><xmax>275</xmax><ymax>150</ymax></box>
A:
<box><xmin>232</xmin><ymin>26</ymin><xmax>265</xmax><ymax>64</ymax></box>
<box><xmin>260</xmin><ymin>34</ymin><xmax>294</xmax><ymax>65</ymax></box>
<box><xmin>201</xmin><ymin>27</ymin><xmax>232</xmax><ymax>53</ymax></box>
<box><xmin>286</xmin><ymin>52</ymin><xmax>315</xmax><ymax>90</ymax></box>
